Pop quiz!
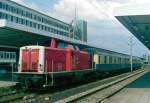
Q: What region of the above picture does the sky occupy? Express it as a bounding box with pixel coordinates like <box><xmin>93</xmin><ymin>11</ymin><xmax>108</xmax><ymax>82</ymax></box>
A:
<box><xmin>11</xmin><ymin>0</ymin><xmax>150</xmax><ymax>57</ymax></box>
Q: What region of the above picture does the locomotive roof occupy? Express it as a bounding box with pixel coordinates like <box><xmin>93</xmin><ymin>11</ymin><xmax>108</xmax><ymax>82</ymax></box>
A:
<box><xmin>20</xmin><ymin>45</ymin><xmax>44</xmax><ymax>50</ymax></box>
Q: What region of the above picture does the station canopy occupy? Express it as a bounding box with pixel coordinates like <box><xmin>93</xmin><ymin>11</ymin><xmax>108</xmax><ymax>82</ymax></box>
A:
<box><xmin>114</xmin><ymin>3</ymin><xmax>150</xmax><ymax>49</ymax></box>
<box><xmin>0</xmin><ymin>20</ymin><xmax>86</xmax><ymax>49</ymax></box>
<box><xmin>0</xmin><ymin>27</ymin><xmax>50</xmax><ymax>48</ymax></box>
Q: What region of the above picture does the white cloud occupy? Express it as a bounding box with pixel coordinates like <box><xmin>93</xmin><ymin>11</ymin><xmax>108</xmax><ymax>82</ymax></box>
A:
<box><xmin>10</xmin><ymin>0</ymin><xmax>150</xmax><ymax>56</ymax></box>
<box><xmin>11</xmin><ymin>0</ymin><xmax>41</xmax><ymax>12</ymax></box>
<box><xmin>49</xmin><ymin>0</ymin><xmax>150</xmax><ymax>56</ymax></box>
<box><xmin>28</xmin><ymin>3</ymin><xmax>40</xmax><ymax>10</ymax></box>
<box><xmin>130</xmin><ymin>0</ymin><xmax>150</xmax><ymax>4</ymax></box>
<box><xmin>11</xmin><ymin>0</ymin><xmax>25</xmax><ymax>5</ymax></box>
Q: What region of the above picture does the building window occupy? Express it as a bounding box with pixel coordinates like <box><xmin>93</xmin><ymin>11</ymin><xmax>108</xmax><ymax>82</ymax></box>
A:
<box><xmin>41</xmin><ymin>25</ymin><xmax>44</xmax><ymax>30</ymax></box>
<box><xmin>34</xmin><ymin>15</ymin><xmax>37</xmax><ymax>20</ymax></box>
<box><xmin>33</xmin><ymin>23</ymin><xmax>36</xmax><ymax>28</ymax></box>
<box><xmin>11</xmin><ymin>16</ymin><xmax>13</xmax><ymax>22</ymax></box>
<box><xmin>0</xmin><ymin>2</ymin><xmax>2</xmax><ymax>8</ymax></box>
<box><xmin>38</xmin><ymin>16</ymin><xmax>41</xmax><ymax>22</ymax></box>
<box><xmin>0</xmin><ymin>12</ymin><xmax>2</xmax><ymax>19</ymax></box>
<box><xmin>38</xmin><ymin>24</ymin><xmax>40</xmax><ymax>29</ymax></box>
<box><xmin>30</xmin><ymin>21</ymin><xmax>32</xmax><ymax>27</ymax></box>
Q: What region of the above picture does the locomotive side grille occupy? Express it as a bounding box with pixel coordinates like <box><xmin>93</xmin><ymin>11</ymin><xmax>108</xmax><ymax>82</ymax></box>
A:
<box><xmin>56</xmin><ymin>62</ymin><xmax>64</xmax><ymax>71</ymax></box>
<box><xmin>22</xmin><ymin>62</ymin><xmax>27</xmax><ymax>69</ymax></box>
<box><xmin>32</xmin><ymin>62</ymin><xmax>38</xmax><ymax>70</ymax></box>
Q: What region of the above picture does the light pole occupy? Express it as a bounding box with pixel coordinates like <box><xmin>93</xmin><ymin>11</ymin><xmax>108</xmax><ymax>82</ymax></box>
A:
<box><xmin>129</xmin><ymin>36</ymin><xmax>133</xmax><ymax>72</ymax></box>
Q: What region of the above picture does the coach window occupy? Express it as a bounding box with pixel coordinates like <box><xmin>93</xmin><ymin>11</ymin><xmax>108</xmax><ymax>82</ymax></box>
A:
<box><xmin>114</xmin><ymin>57</ymin><xmax>116</xmax><ymax>64</ymax></box>
<box><xmin>110</xmin><ymin>56</ymin><xmax>112</xmax><ymax>64</ymax></box>
<box><xmin>104</xmin><ymin>56</ymin><xmax>107</xmax><ymax>64</ymax></box>
<box><xmin>99</xmin><ymin>55</ymin><xmax>101</xmax><ymax>64</ymax></box>
<box><xmin>118</xmin><ymin>58</ymin><xmax>120</xmax><ymax>63</ymax></box>
<box><xmin>120</xmin><ymin>58</ymin><xmax>122</xmax><ymax>64</ymax></box>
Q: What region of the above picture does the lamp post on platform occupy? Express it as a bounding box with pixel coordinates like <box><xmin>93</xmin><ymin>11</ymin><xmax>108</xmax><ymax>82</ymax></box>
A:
<box><xmin>129</xmin><ymin>36</ymin><xmax>134</xmax><ymax>72</ymax></box>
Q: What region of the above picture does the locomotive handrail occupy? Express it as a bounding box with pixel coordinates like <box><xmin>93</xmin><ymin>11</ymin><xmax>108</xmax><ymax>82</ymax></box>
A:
<box><xmin>51</xmin><ymin>60</ymin><xmax>54</xmax><ymax>86</ymax></box>
<box><xmin>43</xmin><ymin>60</ymin><xmax>54</xmax><ymax>87</ymax></box>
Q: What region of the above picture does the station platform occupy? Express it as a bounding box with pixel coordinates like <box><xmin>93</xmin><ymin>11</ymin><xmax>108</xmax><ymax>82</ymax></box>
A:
<box><xmin>103</xmin><ymin>71</ymin><xmax>150</xmax><ymax>103</ymax></box>
<box><xmin>0</xmin><ymin>81</ymin><xmax>17</xmax><ymax>88</ymax></box>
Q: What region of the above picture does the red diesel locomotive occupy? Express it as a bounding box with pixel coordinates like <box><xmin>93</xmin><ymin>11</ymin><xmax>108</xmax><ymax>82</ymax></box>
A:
<box><xmin>16</xmin><ymin>39</ymin><xmax>92</xmax><ymax>87</ymax></box>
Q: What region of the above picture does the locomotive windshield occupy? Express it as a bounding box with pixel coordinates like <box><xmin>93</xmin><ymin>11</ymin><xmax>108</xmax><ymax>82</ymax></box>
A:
<box><xmin>57</xmin><ymin>42</ymin><xmax>68</xmax><ymax>49</ymax></box>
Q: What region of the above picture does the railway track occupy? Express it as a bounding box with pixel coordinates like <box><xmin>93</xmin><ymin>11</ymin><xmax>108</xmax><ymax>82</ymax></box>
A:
<box><xmin>39</xmin><ymin>67</ymin><xmax>149</xmax><ymax>103</ymax></box>
<box><xmin>0</xmin><ymin>89</ymin><xmax>36</xmax><ymax>103</ymax></box>
<box><xmin>1</xmin><ymin>67</ymin><xmax>148</xmax><ymax>103</ymax></box>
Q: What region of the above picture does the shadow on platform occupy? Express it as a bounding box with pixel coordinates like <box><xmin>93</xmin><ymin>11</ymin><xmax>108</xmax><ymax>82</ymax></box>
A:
<box><xmin>127</xmin><ymin>72</ymin><xmax>150</xmax><ymax>88</ymax></box>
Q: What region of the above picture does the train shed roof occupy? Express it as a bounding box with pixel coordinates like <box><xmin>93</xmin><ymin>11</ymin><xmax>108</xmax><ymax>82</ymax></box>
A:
<box><xmin>114</xmin><ymin>3</ymin><xmax>150</xmax><ymax>49</ymax></box>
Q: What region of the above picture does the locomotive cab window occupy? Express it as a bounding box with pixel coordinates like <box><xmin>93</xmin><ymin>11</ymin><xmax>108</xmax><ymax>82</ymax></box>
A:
<box><xmin>57</xmin><ymin>42</ymin><xmax>68</xmax><ymax>49</ymax></box>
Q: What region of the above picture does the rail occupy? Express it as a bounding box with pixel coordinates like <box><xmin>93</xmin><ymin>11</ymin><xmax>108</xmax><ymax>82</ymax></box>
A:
<box><xmin>0</xmin><ymin>89</ymin><xmax>35</xmax><ymax>103</ymax></box>
<box><xmin>49</xmin><ymin>67</ymin><xmax>149</xmax><ymax>103</ymax></box>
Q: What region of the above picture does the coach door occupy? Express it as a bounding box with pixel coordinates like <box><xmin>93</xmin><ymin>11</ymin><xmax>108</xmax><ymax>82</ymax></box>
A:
<box><xmin>22</xmin><ymin>49</ymin><xmax>39</xmax><ymax>72</ymax></box>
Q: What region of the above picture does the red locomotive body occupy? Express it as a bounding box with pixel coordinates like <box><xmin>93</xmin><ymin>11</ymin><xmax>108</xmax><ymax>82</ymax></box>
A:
<box><xmin>16</xmin><ymin>39</ymin><xmax>92</xmax><ymax>87</ymax></box>
<box><xmin>20</xmin><ymin>46</ymin><xmax>90</xmax><ymax>73</ymax></box>
<box><xmin>44</xmin><ymin>47</ymin><xmax>90</xmax><ymax>72</ymax></box>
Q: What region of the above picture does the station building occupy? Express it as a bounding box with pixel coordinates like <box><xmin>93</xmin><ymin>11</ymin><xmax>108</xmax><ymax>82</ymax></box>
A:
<box><xmin>0</xmin><ymin>0</ymin><xmax>87</xmax><ymax>48</ymax></box>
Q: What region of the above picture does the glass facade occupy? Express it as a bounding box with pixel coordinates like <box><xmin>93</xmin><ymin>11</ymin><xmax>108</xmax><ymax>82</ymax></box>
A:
<box><xmin>75</xmin><ymin>20</ymin><xmax>87</xmax><ymax>42</ymax></box>
<box><xmin>0</xmin><ymin>1</ymin><xmax>70</xmax><ymax>37</ymax></box>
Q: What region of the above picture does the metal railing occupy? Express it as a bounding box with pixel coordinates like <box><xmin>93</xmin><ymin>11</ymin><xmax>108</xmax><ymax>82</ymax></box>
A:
<box><xmin>0</xmin><ymin>51</ymin><xmax>16</xmax><ymax>63</ymax></box>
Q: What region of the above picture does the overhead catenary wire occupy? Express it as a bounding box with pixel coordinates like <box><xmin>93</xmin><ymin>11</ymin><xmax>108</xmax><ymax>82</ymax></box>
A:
<box><xmin>87</xmin><ymin>0</ymin><xmax>137</xmax><ymax>70</ymax></box>
<box><xmin>86</xmin><ymin>0</ymin><xmax>137</xmax><ymax>55</ymax></box>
